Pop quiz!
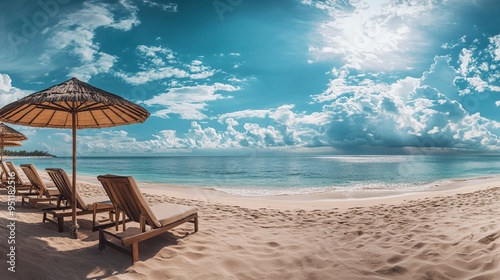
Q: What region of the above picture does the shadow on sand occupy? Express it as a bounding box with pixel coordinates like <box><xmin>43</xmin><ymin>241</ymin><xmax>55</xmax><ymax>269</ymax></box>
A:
<box><xmin>0</xmin><ymin>191</ymin><xmax>188</xmax><ymax>280</ymax></box>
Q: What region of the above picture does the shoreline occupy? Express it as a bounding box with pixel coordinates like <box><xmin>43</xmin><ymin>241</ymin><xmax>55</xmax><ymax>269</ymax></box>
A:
<box><xmin>76</xmin><ymin>173</ymin><xmax>500</xmax><ymax>211</ymax></box>
<box><xmin>9</xmin><ymin>154</ymin><xmax>500</xmax><ymax>189</ymax></box>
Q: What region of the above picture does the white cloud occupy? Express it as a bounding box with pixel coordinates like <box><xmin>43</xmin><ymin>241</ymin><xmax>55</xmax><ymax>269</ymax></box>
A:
<box><xmin>137</xmin><ymin>45</ymin><xmax>176</xmax><ymax>64</ymax></box>
<box><xmin>180</xmin><ymin>121</ymin><xmax>301</xmax><ymax>149</ymax></box>
<box><xmin>0</xmin><ymin>74</ymin><xmax>13</xmax><ymax>92</ymax></box>
<box><xmin>0</xmin><ymin>73</ymin><xmax>32</xmax><ymax>107</ymax></box>
<box><xmin>218</xmin><ymin>109</ymin><xmax>269</xmax><ymax>121</ymax></box>
<box><xmin>308</xmin><ymin>56</ymin><xmax>500</xmax><ymax>151</ymax></box>
<box><xmin>455</xmin><ymin>36</ymin><xmax>500</xmax><ymax>95</ymax></box>
<box><xmin>99</xmin><ymin>120</ymin><xmax>302</xmax><ymax>151</ymax></box>
<box><xmin>51</xmin><ymin>129</ymin><xmax>196</xmax><ymax>155</ymax></box>
<box><xmin>116</xmin><ymin>67</ymin><xmax>189</xmax><ymax>85</ymax></box>
<box><xmin>304</xmin><ymin>0</ymin><xmax>441</xmax><ymax>70</ymax></box>
<box><xmin>191</xmin><ymin>60</ymin><xmax>203</xmax><ymax>66</ymax></box>
<box><xmin>489</xmin><ymin>35</ymin><xmax>500</xmax><ymax>61</ymax></box>
<box><xmin>442</xmin><ymin>35</ymin><xmax>467</xmax><ymax>50</ymax></box>
<box><xmin>144</xmin><ymin>83</ymin><xmax>240</xmax><ymax>120</ymax></box>
<box><xmin>141</xmin><ymin>0</ymin><xmax>178</xmax><ymax>12</ymax></box>
<box><xmin>42</xmin><ymin>0</ymin><xmax>140</xmax><ymax>81</ymax></box>
<box><xmin>311</xmin><ymin>70</ymin><xmax>390</xmax><ymax>103</ymax></box>
<box><xmin>76</xmin><ymin>130</ymin><xmax>151</xmax><ymax>154</ymax></box>
<box><xmin>217</xmin><ymin>104</ymin><xmax>331</xmax><ymax>147</ymax></box>
<box><xmin>108</xmin><ymin>0</ymin><xmax>140</xmax><ymax>31</ymax></box>
<box><xmin>146</xmin><ymin>130</ymin><xmax>187</xmax><ymax>150</ymax></box>
<box><xmin>185</xmin><ymin>121</ymin><xmax>224</xmax><ymax>148</ymax></box>
<box><xmin>189</xmin><ymin>70</ymin><xmax>216</xmax><ymax>80</ymax></box>
<box><xmin>219</xmin><ymin>104</ymin><xmax>331</xmax><ymax>127</ymax></box>
<box><xmin>68</xmin><ymin>53</ymin><xmax>117</xmax><ymax>82</ymax></box>
<box><xmin>60</xmin><ymin>110</ymin><xmax>309</xmax><ymax>152</ymax></box>
<box><xmin>466</xmin><ymin>76</ymin><xmax>488</xmax><ymax>92</ymax></box>
<box><xmin>116</xmin><ymin>45</ymin><xmax>217</xmax><ymax>84</ymax></box>
<box><xmin>52</xmin><ymin>132</ymin><xmax>72</xmax><ymax>142</ymax></box>
<box><xmin>188</xmin><ymin>59</ymin><xmax>216</xmax><ymax>79</ymax></box>
<box><xmin>458</xmin><ymin>48</ymin><xmax>473</xmax><ymax>76</ymax></box>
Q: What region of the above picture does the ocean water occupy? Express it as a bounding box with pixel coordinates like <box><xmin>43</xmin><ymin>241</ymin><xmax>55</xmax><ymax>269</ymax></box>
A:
<box><xmin>9</xmin><ymin>155</ymin><xmax>500</xmax><ymax>196</ymax></box>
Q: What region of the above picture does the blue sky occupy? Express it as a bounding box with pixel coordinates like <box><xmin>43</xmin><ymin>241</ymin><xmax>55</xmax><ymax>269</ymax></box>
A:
<box><xmin>0</xmin><ymin>0</ymin><xmax>499</xmax><ymax>156</ymax></box>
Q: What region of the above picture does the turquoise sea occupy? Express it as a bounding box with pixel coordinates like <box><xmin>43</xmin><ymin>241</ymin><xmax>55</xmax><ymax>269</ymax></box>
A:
<box><xmin>9</xmin><ymin>155</ymin><xmax>500</xmax><ymax>196</ymax></box>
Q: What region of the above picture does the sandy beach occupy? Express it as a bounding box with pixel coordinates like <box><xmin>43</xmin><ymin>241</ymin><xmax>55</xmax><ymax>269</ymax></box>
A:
<box><xmin>1</xmin><ymin>172</ymin><xmax>500</xmax><ymax>280</ymax></box>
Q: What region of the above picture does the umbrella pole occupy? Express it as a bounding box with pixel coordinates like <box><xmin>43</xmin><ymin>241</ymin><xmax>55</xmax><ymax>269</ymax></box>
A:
<box><xmin>71</xmin><ymin>112</ymin><xmax>79</xmax><ymax>239</ymax></box>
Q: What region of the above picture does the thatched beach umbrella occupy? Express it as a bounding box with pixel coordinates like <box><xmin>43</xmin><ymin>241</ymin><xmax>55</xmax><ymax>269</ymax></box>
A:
<box><xmin>0</xmin><ymin>77</ymin><xmax>150</xmax><ymax>238</ymax></box>
<box><xmin>1</xmin><ymin>141</ymin><xmax>22</xmax><ymax>148</ymax></box>
<box><xmin>0</xmin><ymin>123</ymin><xmax>28</xmax><ymax>161</ymax></box>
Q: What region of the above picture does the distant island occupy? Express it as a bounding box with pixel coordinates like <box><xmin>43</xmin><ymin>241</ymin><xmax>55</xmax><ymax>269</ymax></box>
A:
<box><xmin>3</xmin><ymin>150</ymin><xmax>56</xmax><ymax>157</ymax></box>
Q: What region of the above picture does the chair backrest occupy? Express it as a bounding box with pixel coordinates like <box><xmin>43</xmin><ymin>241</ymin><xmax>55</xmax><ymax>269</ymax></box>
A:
<box><xmin>45</xmin><ymin>168</ymin><xmax>86</xmax><ymax>210</ymax></box>
<box><xmin>1</xmin><ymin>161</ymin><xmax>11</xmax><ymax>180</ymax></box>
<box><xmin>97</xmin><ymin>175</ymin><xmax>161</xmax><ymax>228</ymax></box>
<box><xmin>20</xmin><ymin>164</ymin><xmax>52</xmax><ymax>198</ymax></box>
<box><xmin>6</xmin><ymin>162</ymin><xmax>29</xmax><ymax>186</ymax></box>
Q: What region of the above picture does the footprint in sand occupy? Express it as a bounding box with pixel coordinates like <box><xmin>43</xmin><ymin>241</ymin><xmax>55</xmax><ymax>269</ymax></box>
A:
<box><xmin>375</xmin><ymin>265</ymin><xmax>408</xmax><ymax>276</ymax></box>
<box><xmin>387</xmin><ymin>254</ymin><xmax>407</xmax><ymax>264</ymax></box>
<box><xmin>478</xmin><ymin>232</ymin><xmax>499</xmax><ymax>245</ymax></box>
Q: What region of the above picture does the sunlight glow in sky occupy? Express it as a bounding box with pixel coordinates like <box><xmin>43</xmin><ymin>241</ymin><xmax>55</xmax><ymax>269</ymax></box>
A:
<box><xmin>0</xmin><ymin>0</ymin><xmax>499</xmax><ymax>156</ymax></box>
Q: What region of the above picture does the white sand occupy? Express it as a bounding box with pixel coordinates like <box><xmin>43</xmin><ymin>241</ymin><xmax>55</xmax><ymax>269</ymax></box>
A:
<box><xmin>1</xmin><ymin>173</ymin><xmax>500</xmax><ymax>279</ymax></box>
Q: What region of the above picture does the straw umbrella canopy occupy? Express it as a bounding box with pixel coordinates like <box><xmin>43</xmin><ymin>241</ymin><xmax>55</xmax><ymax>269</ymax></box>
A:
<box><xmin>0</xmin><ymin>77</ymin><xmax>150</xmax><ymax>238</ymax></box>
<box><xmin>0</xmin><ymin>123</ymin><xmax>28</xmax><ymax>161</ymax></box>
<box><xmin>1</xmin><ymin>141</ymin><xmax>22</xmax><ymax>147</ymax></box>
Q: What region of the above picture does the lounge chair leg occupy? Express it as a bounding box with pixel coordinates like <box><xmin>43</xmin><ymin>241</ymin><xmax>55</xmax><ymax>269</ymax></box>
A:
<box><xmin>93</xmin><ymin>203</ymin><xmax>97</xmax><ymax>229</ymax></box>
<box><xmin>115</xmin><ymin>211</ymin><xmax>119</xmax><ymax>231</ymax></box>
<box><xmin>43</xmin><ymin>212</ymin><xmax>47</xmax><ymax>223</ymax></box>
<box><xmin>132</xmin><ymin>242</ymin><xmax>139</xmax><ymax>263</ymax></box>
<box><xmin>194</xmin><ymin>215</ymin><xmax>199</xmax><ymax>233</ymax></box>
<box><xmin>98</xmin><ymin>230</ymin><xmax>105</xmax><ymax>252</ymax></box>
<box><xmin>58</xmin><ymin>217</ymin><xmax>64</xmax><ymax>233</ymax></box>
<box><xmin>123</xmin><ymin>212</ymin><xmax>126</xmax><ymax>231</ymax></box>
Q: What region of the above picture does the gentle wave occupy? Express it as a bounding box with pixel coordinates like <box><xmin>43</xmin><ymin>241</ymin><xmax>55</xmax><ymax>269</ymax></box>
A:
<box><xmin>212</xmin><ymin>180</ymin><xmax>453</xmax><ymax>197</ymax></box>
<box><xmin>313</xmin><ymin>155</ymin><xmax>413</xmax><ymax>163</ymax></box>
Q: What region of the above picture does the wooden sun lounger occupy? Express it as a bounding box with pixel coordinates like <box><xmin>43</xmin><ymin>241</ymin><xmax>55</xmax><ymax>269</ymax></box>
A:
<box><xmin>95</xmin><ymin>175</ymin><xmax>198</xmax><ymax>263</ymax></box>
<box><xmin>43</xmin><ymin>168</ymin><xmax>114</xmax><ymax>233</ymax></box>
<box><xmin>2</xmin><ymin>161</ymin><xmax>34</xmax><ymax>195</ymax></box>
<box><xmin>20</xmin><ymin>164</ymin><xmax>62</xmax><ymax>208</ymax></box>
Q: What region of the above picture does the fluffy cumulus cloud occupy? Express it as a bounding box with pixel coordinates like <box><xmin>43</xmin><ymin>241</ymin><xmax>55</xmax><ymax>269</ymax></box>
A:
<box><xmin>146</xmin><ymin>130</ymin><xmax>187</xmax><ymax>150</ymax></box>
<box><xmin>308</xmin><ymin>49</ymin><xmax>500</xmax><ymax>151</ymax></box>
<box><xmin>0</xmin><ymin>73</ymin><xmax>31</xmax><ymax>106</ymax></box>
<box><xmin>142</xmin><ymin>119</ymin><xmax>303</xmax><ymax>150</ymax></box>
<box><xmin>45</xmin><ymin>121</ymin><xmax>301</xmax><ymax>154</ymax></box>
<box><xmin>217</xmin><ymin>104</ymin><xmax>331</xmax><ymax>147</ymax></box>
<box><xmin>41</xmin><ymin>0</ymin><xmax>140</xmax><ymax>81</ymax></box>
<box><xmin>48</xmin><ymin>130</ymin><xmax>152</xmax><ymax>155</ymax></box>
